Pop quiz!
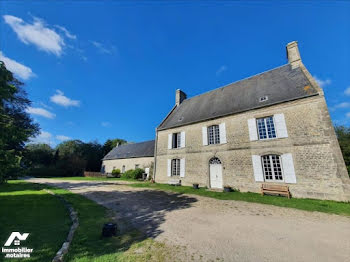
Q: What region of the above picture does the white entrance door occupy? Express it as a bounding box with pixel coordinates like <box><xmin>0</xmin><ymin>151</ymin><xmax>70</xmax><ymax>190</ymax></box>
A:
<box><xmin>209</xmin><ymin>158</ymin><xmax>223</xmax><ymax>189</ymax></box>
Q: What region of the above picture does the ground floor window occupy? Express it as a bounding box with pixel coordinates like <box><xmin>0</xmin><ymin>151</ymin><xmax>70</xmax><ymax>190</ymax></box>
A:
<box><xmin>135</xmin><ymin>164</ymin><xmax>140</xmax><ymax>169</ymax></box>
<box><xmin>171</xmin><ymin>159</ymin><xmax>180</xmax><ymax>176</ymax></box>
<box><xmin>122</xmin><ymin>165</ymin><xmax>125</xmax><ymax>173</ymax></box>
<box><xmin>262</xmin><ymin>155</ymin><xmax>283</xmax><ymax>181</ymax></box>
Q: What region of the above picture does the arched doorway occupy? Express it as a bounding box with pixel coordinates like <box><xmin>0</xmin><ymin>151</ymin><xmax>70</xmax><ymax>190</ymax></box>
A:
<box><xmin>209</xmin><ymin>157</ymin><xmax>223</xmax><ymax>189</ymax></box>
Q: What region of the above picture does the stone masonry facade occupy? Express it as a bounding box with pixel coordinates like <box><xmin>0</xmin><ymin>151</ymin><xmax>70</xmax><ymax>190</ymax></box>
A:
<box><xmin>102</xmin><ymin>157</ymin><xmax>154</xmax><ymax>174</ymax></box>
<box><xmin>154</xmin><ymin>42</ymin><xmax>350</xmax><ymax>201</ymax></box>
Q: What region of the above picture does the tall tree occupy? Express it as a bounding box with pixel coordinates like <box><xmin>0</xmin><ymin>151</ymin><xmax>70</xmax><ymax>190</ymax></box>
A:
<box><xmin>102</xmin><ymin>138</ymin><xmax>127</xmax><ymax>156</ymax></box>
<box><xmin>0</xmin><ymin>62</ymin><xmax>39</xmax><ymax>183</ymax></box>
<box><xmin>335</xmin><ymin>125</ymin><xmax>350</xmax><ymax>176</ymax></box>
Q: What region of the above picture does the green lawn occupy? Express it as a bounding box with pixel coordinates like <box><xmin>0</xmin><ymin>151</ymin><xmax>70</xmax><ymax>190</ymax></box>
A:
<box><xmin>0</xmin><ymin>181</ymin><xmax>71</xmax><ymax>262</ymax></box>
<box><xmin>129</xmin><ymin>182</ymin><xmax>350</xmax><ymax>216</ymax></box>
<box><xmin>0</xmin><ymin>181</ymin><xmax>170</xmax><ymax>262</ymax></box>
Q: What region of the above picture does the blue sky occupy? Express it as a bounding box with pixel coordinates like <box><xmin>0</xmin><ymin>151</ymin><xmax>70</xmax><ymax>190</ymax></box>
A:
<box><xmin>1</xmin><ymin>1</ymin><xmax>350</xmax><ymax>146</ymax></box>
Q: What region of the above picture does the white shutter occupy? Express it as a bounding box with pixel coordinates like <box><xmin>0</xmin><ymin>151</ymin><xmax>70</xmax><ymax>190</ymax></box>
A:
<box><xmin>180</xmin><ymin>158</ymin><xmax>185</xmax><ymax>177</ymax></box>
<box><xmin>248</xmin><ymin>118</ymin><xmax>258</xmax><ymax>141</ymax></box>
<box><xmin>168</xmin><ymin>134</ymin><xmax>172</xmax><ymax>149</ymax></box>
<box><xmin>252</xmin><ymin>155</ymin><xmax>264</xmax><ymax>182</ymax></box>
<box><xmin>167</xmin><ymin>159</ymin><xmax>171</xmax><ymax>177</ymax></box>
<box><xmin>219</xmin><ymin>123</ymin><xmax>227</xmax><ymax>144</ymax></box>
<box><xmin>180</xmin><ymin>131</ymin><xmax>185</xmax><ymax>148</ymax></box>
<box><xmin>274</xmin><ymin>113</ymin><xmax>288</xmax><ymax>138</ymax></box>
<box><xmin>282</xmin><ymin>153</ymin><xmax>296</xmax><ymax>183</ymax></box>
<box><xmin>202</xmin><ymin>126</ymin><xmax>208</xmax><ymax>145</ymax></box>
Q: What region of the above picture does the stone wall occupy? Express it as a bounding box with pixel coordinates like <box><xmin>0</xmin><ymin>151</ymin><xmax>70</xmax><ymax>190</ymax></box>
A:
<box><xmin>155</xmin><ymin>95</ymin><xmax>350</xmax><ymax>201</ymax></box>
<box><xmin>102</xmin><ymin>157</ymin><xmax>154</xmax><ymax>173</ymax></box>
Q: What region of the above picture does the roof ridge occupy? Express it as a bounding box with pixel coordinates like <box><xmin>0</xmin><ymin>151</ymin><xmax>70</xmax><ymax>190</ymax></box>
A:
<box><xmin>182</xmin><ymin>63</ymin><xmax>289</xmax><ymax>104</ymax></box>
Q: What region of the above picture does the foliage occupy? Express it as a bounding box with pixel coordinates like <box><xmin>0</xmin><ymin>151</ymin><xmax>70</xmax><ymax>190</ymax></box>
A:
<box><xmin>102</xmin><ymin>138</ymin><xmax>127</xmax><ymax>156</ymax></box>
<box><xmin>0</xmin><ymin>62</ymin><xmax>39</xmax><ymax>183</ymax></box>
<box><xmin>22</xmin><ymin>143</ymin><xmax>54</xmax><ymax>168</ymax></box>
<box><xmin>121</xmin><ymin>168</ymin><xmax>144</xmax><ymax>180</ymax></box>
<box><xmin>335</xmin><ymin>125</ymin><xmax>350</xmax><ymax>176</ymax></box>
<box><xmin>112</xmin><ymin>168</ymin><xmax>121</xmax><ymax>177</ymax></box>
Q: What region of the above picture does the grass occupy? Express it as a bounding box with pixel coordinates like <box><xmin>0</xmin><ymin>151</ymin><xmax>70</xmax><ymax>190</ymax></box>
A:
<box><xmin>0</xmin><ymin>180</ymin><xmax>171</xmax><ymax>262</ymax></box>
<box><xmin>129</xmin><ymin>182</ymin><xmax>350</xmax><ymax>217</ymax></box>
<box><xmin>0</xmin><ymin>181</ymin><xmax>71</xmax><ymax>262</ymax></box>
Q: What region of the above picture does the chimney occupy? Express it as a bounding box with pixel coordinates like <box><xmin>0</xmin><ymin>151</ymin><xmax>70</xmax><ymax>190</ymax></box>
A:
<box><xmin>286</xmin><ymin>41</ymin><xmax>302</xmax><ymax>69</ymax></box>
<box><xmin>175</xmin><ymin>89</ymin><xmax>187</xmax><ymax>106</ymax></box>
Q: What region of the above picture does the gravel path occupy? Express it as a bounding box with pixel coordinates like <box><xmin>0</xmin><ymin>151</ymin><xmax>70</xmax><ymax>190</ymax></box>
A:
<box><xmin>27</xmin><ymin>178</ymin><xmax>350</xmax><ymax>262</ymax></box>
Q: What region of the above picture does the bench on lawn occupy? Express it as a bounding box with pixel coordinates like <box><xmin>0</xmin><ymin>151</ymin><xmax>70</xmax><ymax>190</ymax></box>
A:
<box><xmin>261</xmin><ymin>184</ymin><xmax>291</xmax><ymax>198</ymax></box>
<box><xmin>168</xmin><ymin>179</ymin><xmax>181</xmax><ymax>186</ymax></box>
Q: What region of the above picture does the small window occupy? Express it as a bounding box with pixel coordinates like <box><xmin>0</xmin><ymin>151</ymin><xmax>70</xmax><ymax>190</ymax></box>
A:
<box><xmin>172</xmin><ymin>132</ymin><xmax>181</xmax><ymax>148</ymax></box>
<box><xmin>122</xmin><ymin>165</ymin><xmax>125</xmax><ymax>173</ymax></box>
<box><xmin>256</xmin><ymin>116</ymin><xmax>276</xmax><ymax>140</ymax></box>
<box><xmin>262</xmin><ymin>155</ymin><xmax>283</xmax><ymax>181</ymax></box>
<box><xmin>135</xmin><ymin>164</ymin><xmax>140</xmax><ymax>169</ymax></box>
<box><xmin>171</xmin><ymin>159</ymin><xmax>180</xmax><ymax>176</ymax></box>
<box><xmin>259</xmin><ymin>96</ymin><xmax>268</xmax><ymax>102</ymax></box>
<box><xmin>208</xmin><ymin>125</ymin><xmax>220</xmax><ymax>145</ymax></box>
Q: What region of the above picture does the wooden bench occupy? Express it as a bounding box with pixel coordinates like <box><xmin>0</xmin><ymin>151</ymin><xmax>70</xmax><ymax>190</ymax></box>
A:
<box><xmin>168</xmin><ymin>179</ymin><xmax>181</xmax><ymax>186</ymax></box>
<box><xmin>261</xmin><ymin>184</ymin><xmax>291</xmax><ymax>198</ymax></box>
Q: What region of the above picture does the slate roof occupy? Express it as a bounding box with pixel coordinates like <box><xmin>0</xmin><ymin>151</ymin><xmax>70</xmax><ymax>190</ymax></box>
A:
<box><xmin>158</xmin><ymin>64</ymin><xmax>319</xmax><ymax>130</ymax></box>
<box><xmin>102</xmin><ymin>140</ymin><xmax>155</xmax><ymax>160</ymax></box>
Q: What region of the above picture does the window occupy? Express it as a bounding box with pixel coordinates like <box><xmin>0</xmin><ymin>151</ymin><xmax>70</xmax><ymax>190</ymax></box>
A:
<box><xmin>122</xmin><ymin>165</ymin><xmax>125</xmax><ymax>173</ymax></box>
<box><xmin>259</xmin><ymin>96</ymin><xmax>268</xmax><ymax>102</ymax></box>
<box><xmin>208</xmin><ymin>125</ymin><xmax>220</xmax><ymax>144</ymax></box>
<box><xmin>135</xmin><ymin>164</ymin><xmax>140</xmax><ymax>169</ymax></box>
<box><xmin>171</xmin><ymin>159</ymin><xmax>180</xmax><ymax>176</ymax></box>
<box><xmin>256</xmin><ymin>116</ymin><xmax>276</xmax><ymax>140</ymax></box>
<box><xmin>261</xmin><ymin>155</ymin><xmax>283</xmax><ymax>181</ymax></box>
<box><xmin>172</xmin><ymin>132</ymin><xmax>181</xmax><ymax>148</ymax></box>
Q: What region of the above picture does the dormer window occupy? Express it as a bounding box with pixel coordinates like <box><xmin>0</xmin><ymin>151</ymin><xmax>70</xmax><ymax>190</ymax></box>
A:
<box><xmin>259</xmin><ymin>96</ymin><xmax>268</xmax><ymax>102</ymax></box>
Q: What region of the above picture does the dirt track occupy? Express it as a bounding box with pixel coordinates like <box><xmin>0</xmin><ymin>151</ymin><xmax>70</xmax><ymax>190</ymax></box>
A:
<box><xmin>28</xmin><ymin>178</ymin><xmax>350</xmax><ymax>262</ymax></box>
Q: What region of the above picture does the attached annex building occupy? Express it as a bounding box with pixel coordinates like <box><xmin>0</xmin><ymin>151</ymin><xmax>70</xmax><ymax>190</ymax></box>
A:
<box><xmin>102</xmin><ymin>140</ymin><xmax>154</xmax><ymax>177</ymax></box>
<box><xmin>154</xmin><ymin>41</ymin><xmax>350</xmax><ymax>201</ymax></box>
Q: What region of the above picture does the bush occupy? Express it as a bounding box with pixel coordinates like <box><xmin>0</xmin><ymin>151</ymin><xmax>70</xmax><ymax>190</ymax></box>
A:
<box><xmin>111</xmin><ymin>169</ymin><xmax>121</xmax><ymax>178</ymax></box>
<box><xmin>120</xmin><ymin>168</ymin><xmax>145</xmax><ymax>180</ymax></box>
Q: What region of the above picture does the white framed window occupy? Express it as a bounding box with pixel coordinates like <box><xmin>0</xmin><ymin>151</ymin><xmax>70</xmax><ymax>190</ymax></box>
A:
<box><xmin>261</xmin><ymin>155</ymin><xmax>283</xmax><ymax>182</ymax></box>
<box><xmin>208</xmin><ymin>125</ymin><xmax>220</xmax><ymax>144</ymax></box>
<box><xmin>257</xmin><ymin>116</ymin><xmax>276</xmax><ymax>140</ymax></box>
<box><xmin>122</xmin><ymin>165</ymin><xmax>125</xmax><ymax>173</ymax></box>
<box><xmin>171</xmin><ymin>159</ymin><xmax>180</xmax><ymax>176</ymax></box>
<box><xmin>135</xmin><ymin>164</ymin><xmax>140</xmax><ymax>169</ymax></box>
<box><xmin>172</xmin><ymin>132</ymin><xmax>181</xmax><ymax>148</ymax></box>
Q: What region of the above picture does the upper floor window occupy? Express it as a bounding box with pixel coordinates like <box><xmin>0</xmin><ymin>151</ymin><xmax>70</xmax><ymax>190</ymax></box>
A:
<box><xmin>208</xmin><ymin>125</ymin><xmax>220</xmax><ymax>145</ymax></box>
<box><xmin>261</xmin><ymin>155</ymin><xmax>283</xmax><ymax>181</ymax></box>
<box><xmin>172</xmin><ymin>132</ymin><xmax>181</xmax><ymax>148</ymax></box>
<box><xmin>171</xmin><ymin>159</ymin><xmax>180</xmax><ymax>176</ymax></box>
<box><xmin>257</xmin><ymin>116</ymin><xmax>276</xmax><ymax>140</ymax></box>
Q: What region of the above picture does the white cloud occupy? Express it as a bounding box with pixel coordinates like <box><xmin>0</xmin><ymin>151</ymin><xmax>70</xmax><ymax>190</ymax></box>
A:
<box><xmin>216</xmin><ymin>65</ymin><xmax>227</xmax><ymax>76</ymax></box>
<box><xmin>101</xmin><ymin>121</ymin><xmax>111</xmax><ymax>127</ymax></box>
<box><xmin>345</xmin><ymin>87</ymin><xmax>350</xmax><ymax>96</ymax></box>
<box><xmin>55</xmin><ymin>25</ymin><xmax>76</xmax><ymax>40</ymax></box>
<box><xmin>90</xmin><ymin>41</ymin><xmax>114</xmax><ymax>54</ymax></box>
<box><xmin>30</xmin><ymin>131</ymin><xmax>53</xmax><ymax>145</ymax></box>
<box><xmin>0</xmin><ymin>51</ymin><xmax>35</xmax><ymax>80</ymax></box>
<box><xmin>334</xmin><ymin>102</ymin><xmax>350</xmax><ymax>109</ymax></box>
<box><xmin>313</xmin><ymin>75</ymin><xmax>331</xmax><ymax>88</ymax></box>
<box><xmin>56</xmin><ymin>135</ymin><xmax>71</xmax><ymax>141</ymax></box>
<box><xmin>25</xmin><ymin>107</ymin><xmax>55</xmax><ymax>119</ymax></box>
<box><xmin>50</xmin><ymin>90</ymin><xmax>80</xmax><ymax>107</ymax></box>
<box><xmin>3</xmin><ymin>15</ymin><xmax>65</xmax><ymax>56</ymax></box>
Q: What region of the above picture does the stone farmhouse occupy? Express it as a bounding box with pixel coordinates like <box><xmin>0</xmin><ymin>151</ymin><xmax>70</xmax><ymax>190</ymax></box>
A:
<box><xmin>101</xmin><ymin>140</ymin><xmax>154</xmax><ymax>177</ymax></box>
<box><xmin>153</xmin><ymin>41</ymin><xmax>350</xmax><ymax>201</ymax></box>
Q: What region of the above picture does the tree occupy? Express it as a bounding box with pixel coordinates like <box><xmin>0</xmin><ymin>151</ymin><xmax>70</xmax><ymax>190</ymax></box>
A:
<box><xmin>22</xmin><ymin>143</ymin><xmax>54</xmax><ymax>168</ymax></box>
<box><xmin>335</xmin><ymin>125</ymin><xmax>350</xmax><ymax>176</ymax></box>
<box><xmin>102</xmin><ymin>138</ymin><xmax>127</xmax><ymax>156</ymax></box>
<box><xmin>0</xmin><ymin>62</ymin><xmax>39</xmax><ymax>183</ymax></box>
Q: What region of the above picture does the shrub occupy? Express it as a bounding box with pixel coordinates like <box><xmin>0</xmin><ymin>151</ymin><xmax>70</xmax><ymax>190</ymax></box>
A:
<box><xmin>120</xmin><ymin>168</ymin><xmax>145</xmax><ymax>180</ymax></box>
<box><xmin>112</xmin><ymin>169</ymin><xmax>121</xmax><ymax>177</ymax></box>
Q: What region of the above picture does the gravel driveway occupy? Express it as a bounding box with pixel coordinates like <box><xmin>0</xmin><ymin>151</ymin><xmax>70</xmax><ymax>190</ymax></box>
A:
<box><xmin>27</xmin><ymin>178</ymin><xmax>350</xmax><ymax>262</ymax></box>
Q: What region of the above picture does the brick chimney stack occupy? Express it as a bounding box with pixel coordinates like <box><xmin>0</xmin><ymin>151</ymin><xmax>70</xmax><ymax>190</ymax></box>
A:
<box><xmin>286</xmin><ymin>41</ymin><xmax>302</xmax><ymax>69</ymax></box>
